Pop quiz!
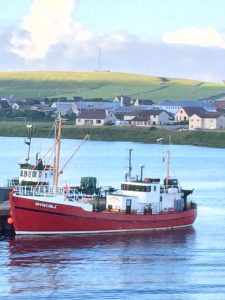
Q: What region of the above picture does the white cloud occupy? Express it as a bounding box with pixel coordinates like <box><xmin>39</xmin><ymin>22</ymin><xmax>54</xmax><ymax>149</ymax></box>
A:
<box><xmin>162</xmin><ymin>27</ymin><xmax>225</xmax><ymax>49</ymax></box>
<box><xmin>10</xmin><ymin>0</ymin><xmax>93</xmax><ymax>60</ymax></box>
<box><xmin>9</xmin><ymin>0</ymin><xmax>128</xmax><ymax>61</ymax></box>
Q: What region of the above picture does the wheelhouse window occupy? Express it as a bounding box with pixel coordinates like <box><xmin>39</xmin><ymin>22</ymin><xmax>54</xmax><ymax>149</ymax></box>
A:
<box><xmin>32</xmin><ymin>171</ymin><xmax>37</xmax><ymax>178</ymax></box>
<box><xmin>121</xmin><ymin>184</ymin><xmax>151</xmax><ymax>192</ymax></box>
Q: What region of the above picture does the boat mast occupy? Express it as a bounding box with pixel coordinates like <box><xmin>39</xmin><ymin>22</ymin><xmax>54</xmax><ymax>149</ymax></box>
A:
<box><xmin>25</xmin><ymin>124</ymin><xmax>33</xmax><ymax>162</ymax></box>
<box><xmin>53</xmin><ymin>115</ymin><xmax>62</xmax><ymax>191</ymax></box>
<box><xmin>128</xmin><ymin>148</ymin><xmax>133</xmax><ymax>180</ymax></box>
<box><xmin>166</xmin><ymin>150</ymin><xmax>170</xmax><ymax>190</ymax></box>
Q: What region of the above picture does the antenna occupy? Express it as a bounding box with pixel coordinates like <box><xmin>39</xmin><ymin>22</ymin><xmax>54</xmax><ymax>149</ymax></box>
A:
<box><xmin>25</xmin><ymin>124</ymin><xmax>33</xmax><ymax>162</ymax></box>
<box><xmin>140</xmin><ymin>165</ymin><xmax>145</xmax><ymax>181</ymax></box>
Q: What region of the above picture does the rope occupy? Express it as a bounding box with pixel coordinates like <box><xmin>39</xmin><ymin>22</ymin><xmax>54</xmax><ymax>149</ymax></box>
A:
<box><xmin>58</xmin><ymin>134</ymin><xmax>90</xmax><ymax>175</ymax></box>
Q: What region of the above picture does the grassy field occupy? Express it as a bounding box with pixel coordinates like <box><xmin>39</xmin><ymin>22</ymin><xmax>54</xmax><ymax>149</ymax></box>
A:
<box><xmin>0</xmin><ymin>71</ymin><xmax>225</xmax><ymax>102</ymax></box>
<box><xmin>1</xmin><ymin>121</ymin><xmax>225</xmax><ymax>148</ymax></box>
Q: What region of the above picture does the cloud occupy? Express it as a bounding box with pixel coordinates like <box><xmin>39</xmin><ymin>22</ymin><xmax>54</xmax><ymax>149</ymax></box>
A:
<box><xmin>5</xmin><ymin>4</ymin><xmax>225</xmax><ymax>83</ymax></box>
<box><xmin>10</xmin><ymin>0</ymin><xmax>93</xmax><ymax>60</ymax></box>
<box><xmin>162</xmin><ymin>27</ymin><xmax>225</xmax><ymax>49</ymax></box>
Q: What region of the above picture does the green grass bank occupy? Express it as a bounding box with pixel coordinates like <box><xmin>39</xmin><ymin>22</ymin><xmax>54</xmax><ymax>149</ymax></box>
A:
<box><xmin>1</xmin><ymin>121</ymin><xmax>225</xmax><ymax>148</ymax></box>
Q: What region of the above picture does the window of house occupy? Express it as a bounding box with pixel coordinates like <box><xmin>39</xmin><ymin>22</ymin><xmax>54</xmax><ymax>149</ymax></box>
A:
<box><xmin>96</xmin><ymin>120</ymin><xmax>101</xmax><ymax>124</ymax></box>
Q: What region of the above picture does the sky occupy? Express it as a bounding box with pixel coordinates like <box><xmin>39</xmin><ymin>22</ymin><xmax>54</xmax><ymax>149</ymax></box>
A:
<box><xmin>1</xmin><ymin>0</ymin><xmax>225</xmax><ymax>82</ymax></box>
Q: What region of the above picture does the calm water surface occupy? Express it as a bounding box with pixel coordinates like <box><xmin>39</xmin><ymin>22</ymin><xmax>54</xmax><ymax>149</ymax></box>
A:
<box><xmin>1</xmin><ymin>137</ymin><xmax>225</xmax><ymax>299</ymax></box>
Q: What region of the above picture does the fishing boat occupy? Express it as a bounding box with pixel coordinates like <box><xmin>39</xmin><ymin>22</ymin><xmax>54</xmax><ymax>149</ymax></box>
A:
<box><xmin>9</xmin><ymin>116</ymin><xmax>197</xmax><ymax>235</ymax></box>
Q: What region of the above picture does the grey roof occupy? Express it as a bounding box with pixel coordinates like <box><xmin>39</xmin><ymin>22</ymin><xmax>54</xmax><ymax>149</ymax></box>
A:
<box><xmin>77</xmin><ymin>101</ymin><xmax>120</xmax><ymax>111</ymax></box>
<box><xmin>179</xmin><ymin>107</ymin><xmax>206</xmax><ymax>116</ymax></box>
<box><xmin>159</xmin><ymin>100</ymin><xmax>214</xmax><ymax>108</ymax></box>
<box><xmin>125</xmin><ymin>109</ymin><xmax>166</xmax><ymax>117</ymax></box>
<box><xmin>135</xmin><ymin>99</ymin><xmax>154</xmax><ymax>105</ymax></box>
<box><xmin>78</xmin><ymin>109</ymin><xmax>107</xmax><ymax>119</ymax></box>
<box><xmin>194</xmin><ymin>111</ymin><xmax>223</xmax><ymax>118</ymax></box>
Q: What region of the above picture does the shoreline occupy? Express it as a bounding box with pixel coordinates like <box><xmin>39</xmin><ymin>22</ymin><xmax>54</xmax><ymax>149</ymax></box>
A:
<box><xmin>0</xmin><ymin>121</ymin><xmax>225</xmax><ymax>148</ymax></box>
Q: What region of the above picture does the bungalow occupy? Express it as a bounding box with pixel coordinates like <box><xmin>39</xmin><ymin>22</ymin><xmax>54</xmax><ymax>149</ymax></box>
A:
<box><xmin>124</xmin><ymin>110</ymin><xmax>170</xmax><ymax>126</ymax></box>
<box><xmin>76</xmin><ymin>109</ymin><xmax>117</xmax><ymax>126</ymax></box>
<box><xmin>189</xmin><ymin>112</ymin><xmax>225</xmax><ymax>130</ymax></box>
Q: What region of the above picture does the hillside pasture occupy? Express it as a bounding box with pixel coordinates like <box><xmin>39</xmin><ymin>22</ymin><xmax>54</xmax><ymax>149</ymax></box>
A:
<box><xmin>0</xmin><ymin>71</ymin><xmax>225</xmax><ymax>102</ymax></box>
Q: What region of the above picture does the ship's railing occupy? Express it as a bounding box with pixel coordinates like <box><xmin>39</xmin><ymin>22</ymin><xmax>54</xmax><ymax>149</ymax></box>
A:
<box><xmin>13</xmin><ymin>185</ymin><xmax>97</xmax><ymax>202</ymax></box>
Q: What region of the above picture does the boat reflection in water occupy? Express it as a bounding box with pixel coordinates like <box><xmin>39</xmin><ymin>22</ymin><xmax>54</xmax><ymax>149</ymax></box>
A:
<box><xmin>5</xmin><ymin>228</ymin><xmax>196</xmax><ymax>298</ymax></box>
<box><xmin>8</xmin><ymin>227</ymin><xmax>196</xmax><ymax>260</ymax></box>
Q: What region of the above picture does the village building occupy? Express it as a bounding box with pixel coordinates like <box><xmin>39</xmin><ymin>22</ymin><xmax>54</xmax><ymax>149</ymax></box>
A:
<box><xmin>123</xmin><ymin>109</ymin><xmax>170</xmax><ymax>126</ymax></box>
<box><xmin>189</xmin><ymin>112</ymin><xmax>225</xmax><ymax>130</ymax></box>
<box><xmin>175</xmin><ymin>107</ymin><xmax>206</xmax><ymax>122</ymax></box>
<box><xmin>114</xmin><ymin>95</ymin><xmax>133</xmax><ymax>106</ymax></box>
<box><xmin>0</xmin><ymin>100</ymin><xmax>10</xmax><ymax>110</ymax></box>
<box><xmin>75</xmin><ymin>109</ymin><xmax>117</xmax><ymax>126</ymax></box>
<box><xmin>51</xmin><ymin>102</ymin><xmax>77</xmax><ymax>116</ymax></box>
<box><xmin>156</xmin><ymin>100</ymin><xmax>214</xmax><ymax>115</ymax></box>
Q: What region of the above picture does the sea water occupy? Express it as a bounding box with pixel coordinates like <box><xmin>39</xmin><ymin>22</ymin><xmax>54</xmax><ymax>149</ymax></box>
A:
<box><xmin>0</xmin><ymin>137</ymin><xmax>225</xmax><ymax>299</ymax></box>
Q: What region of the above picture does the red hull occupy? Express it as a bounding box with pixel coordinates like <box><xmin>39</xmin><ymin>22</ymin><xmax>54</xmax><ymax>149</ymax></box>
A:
<box><xmin>10</xmin><ymin>194</ymin><xmax>197</xmax><ymax>234</ymax></box>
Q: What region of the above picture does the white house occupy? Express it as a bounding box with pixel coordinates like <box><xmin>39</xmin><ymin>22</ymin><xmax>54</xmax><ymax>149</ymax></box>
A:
<box><xmin>124</xmin><ymin>110</ymin><xmax>170</xmax><ymax>126</ymax></box>
<box><xmin>189</xmin><ymin>112</ymin><xmax>225</xmax><ymax>130</ymax></box>
<box><xmin>76</xmin><ymin>109</ymin><xmax>117</xmax><ymax>126</ymax></box>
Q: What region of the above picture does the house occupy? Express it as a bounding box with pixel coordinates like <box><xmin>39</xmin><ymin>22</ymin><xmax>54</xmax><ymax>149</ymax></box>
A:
<box><xmin>156</xmin><ymin>100</ymin><xmax>215</xmax><ymax>115</ymax></box>
<box><xmin>175</xmin><ymin>107</ymin><xmax>206</xmax><ymax>122</ymax></box>
<box><xmin>189</xmin><ymin>112</ymin><xmax>225</xmax><ymax>130</ymax></box>
<box><xmin>51</xmin><ymin>102</ymin><xmax>77</xmax><ymax>116</ymax></box>
<box><xmin>30</xmin><ymin>104</ymin><xmax>56</xmax><ymax>117</ymax></box>
<box><xmin>75</xmin><ymin>101</ymin><xmax>120</xmax><ymax>112</ymax></box>
<box><xmin>133</xmin><ymin>99</ymin><xmax>154</xmax><ymax>107</ymax></box>
<box><xmin>11</xmin><ymin>101</ymin><xmax>26</xmax><ymax>110</ymax></box>
<box><xmin>124</xmin><ymin>109</ymin><xmax>170</xmax><ymax>126</ymax></box>
<box><xmin>114</xmin><ymin>95</ymin><xmax>133</xmax><ymax>106</ymax></box>
<box><xmin>0</xmin><ymin>100</ymin><xmax>10</xmax><ymax>110</ymax></box>
<box><xmin>76</xmin><ymin>109</ymin><xmax>117</xmax><ymax>126</ymax></box>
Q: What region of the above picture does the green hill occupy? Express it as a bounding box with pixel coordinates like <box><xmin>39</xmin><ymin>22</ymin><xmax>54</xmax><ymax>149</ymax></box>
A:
<box><xmin>0</xmin><ymin>71</ymin><xmax>225</xmax><ymax>102</ymax></box>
